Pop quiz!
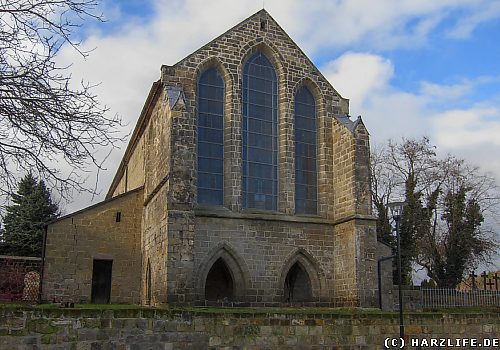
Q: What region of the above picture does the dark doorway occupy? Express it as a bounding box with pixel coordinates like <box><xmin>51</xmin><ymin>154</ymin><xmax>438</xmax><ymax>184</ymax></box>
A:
<box><xmin>284</xmin><ymin>262</ymin><xmax>312</xmax><ymax>302</ymax></box>
<box><xmin>91</xmin><ymin>259</ymin><xmax>112</xmax><ymax>304</ymax></box>
<box><xmin>205</xmin><ymin>258</ymin><xmax>234</xmax><ymax>301</ymax></box>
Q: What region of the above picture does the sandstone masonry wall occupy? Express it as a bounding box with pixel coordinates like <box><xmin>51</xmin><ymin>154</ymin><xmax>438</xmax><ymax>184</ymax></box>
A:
<box><xmin>193</xmin><ymin>215</ymin><xmax>335</xmax><ymax>305</ymax></box>
<box><xmin>151</xmin><ymin>10</ymin><xmax>377</xmax><ymax>306</ymax></box>
<box><xmin>42</xmin><ymin>189</ymin><xmax>143</xmax><ymax>304</ymax></box>
<box><xmin>1</xmin><ymin>307</ymin><xmax>499</xmax><ymax>350</ymax></box>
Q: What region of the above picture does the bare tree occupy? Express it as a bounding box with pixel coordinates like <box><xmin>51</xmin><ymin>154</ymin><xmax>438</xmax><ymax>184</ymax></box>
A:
<box><xmin>370</xmin><ymin>144</ymin><xmax>396</xmax><ymax>245</ymax></box>
<box><xmin>417</xmin><ymin>157</ymin><xmax>499</xmax><ymax>287</ymax></box>
<box><xmin>0</xmin><ymin>0</ymin><xmax>125</xmax><ymax>200</ymax></box>
<box><xmin>371</xmin><ymin>137</ymin><xmax>499</xmax><ymax>287</ymax></box>
<box><xmin>372</xmin><ymin>137</ymin><xmax>441</xmax><ymax>283</ymax></box>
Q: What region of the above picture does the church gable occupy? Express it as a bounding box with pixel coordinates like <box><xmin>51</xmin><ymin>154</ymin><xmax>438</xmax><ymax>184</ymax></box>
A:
<box><xmin>155</xmin><ymin>9</ymin><xmax>359</xmax><ymax>216</ymax></box>
<box><xmin>162</xmin><ymin>10</ymin><xmax>348</xmax><ymax>117</ymax></box>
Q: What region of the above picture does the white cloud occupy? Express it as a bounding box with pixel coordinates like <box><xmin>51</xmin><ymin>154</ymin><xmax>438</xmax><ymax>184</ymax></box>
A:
<box><xmin>433</xmin><ymin>107</ymin><xmax>500</xmax><ymax>148</ymax></box>
<box><xmin>322</xmin><ymin>52</ymin><xmax>429</xmax><ymax>140</ymax></box>
<box><xmin>277</xmin><ymin>0</ymin><xmax>500</xmax><ymax>52</ymax></box>
<box><xmin>322</xmin><ymin>52</ymin><xmax>394</xmax><ymax>108</ymax></box>
<box><xmin>321</xmin><ymin>52</ymin><xmax>500</xmax><ymax>184</ymax></box>
<box><xmin>447</xmin><ymin>1</ymin><xmax>500</xmax><ymax>39</ymax></box>
<box><xmin>419</xmin><ymin>81</ymin><xmax>473</xmax><ymax>100</ymax></box>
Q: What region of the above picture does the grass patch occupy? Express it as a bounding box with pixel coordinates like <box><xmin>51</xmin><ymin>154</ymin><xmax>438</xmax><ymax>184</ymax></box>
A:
<box><xmin>72</xmin><ymin>304</ymin><xmax>141</xmax><ymax>310</ymax></box>
<box><xmin>1</xmin><ymin>301</ymin><xmax>498</xmax><ymax>315</ymax></box>
<box><xmin>421</xmin><ymin>306</ymin><xmax>500</xmax><ymax>314</ymax></box>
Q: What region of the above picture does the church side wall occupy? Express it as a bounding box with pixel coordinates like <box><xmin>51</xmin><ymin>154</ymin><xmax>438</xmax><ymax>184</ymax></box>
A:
<box><xmin>111</xmin><ymin>137</ymin><xmax>146</xmax><ymax>198</ymax></box>
<box><xmin>42</xmin><ymin>189</ymin><xmax>143</xmax><ymax>304</ymax></box>
<box><xmin>112</xmin><ymin>174</ymin><xmax>126</xmax><ymax>197</ymax></box>
<box><xmin>141</xmin><ymin>89</ymin><xmax>173</xmax><ymax>305</ymax></box>
<box><xmin>127</xmin><ymin>136</ymin><xmax>146</xmax><ymax>191</ymax></box>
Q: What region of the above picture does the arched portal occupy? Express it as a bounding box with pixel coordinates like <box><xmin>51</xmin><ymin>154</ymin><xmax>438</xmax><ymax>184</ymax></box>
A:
<box><xmin>284</xmin><ymin>261</ymin><xmax>312</xmax><ymax>302</ymax></box>
<box><xmin>205</xmin><ymin>258</ymin><xmax>234</xmax><ymax>301</ymax></box>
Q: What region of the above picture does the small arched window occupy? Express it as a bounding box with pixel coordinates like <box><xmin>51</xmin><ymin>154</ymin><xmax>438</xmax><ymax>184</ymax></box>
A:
<box><xmin>197</xmin><ymin>68</ymin><xmax>224</xmax><ymax>205</ymax></box>
<box><xmin>294</xmin><ymin>86</ymin><xmax>317</xmax><ymax>214</ymax></box>
<box><xmin>242</xmin><ymin>52</ymin><xmax>278</xmax><ymax>210</ymax></box>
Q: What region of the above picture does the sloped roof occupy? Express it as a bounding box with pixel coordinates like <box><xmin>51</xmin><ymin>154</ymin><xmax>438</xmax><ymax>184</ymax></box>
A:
<box><xmin>334</xmin><ymin>115</ymin><xmax>366</xmax><ymax>133</ymax></box>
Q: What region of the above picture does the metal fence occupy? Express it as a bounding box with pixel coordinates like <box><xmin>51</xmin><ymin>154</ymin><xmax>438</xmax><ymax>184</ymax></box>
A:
<box><xmin>420</xmin><ymin>288</ymin><xmax>500</xmax><ymax>308</ymax></box>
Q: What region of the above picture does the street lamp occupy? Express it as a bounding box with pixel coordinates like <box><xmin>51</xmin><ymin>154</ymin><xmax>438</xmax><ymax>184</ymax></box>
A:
<box><xmin>388</xmin><ymin>201</ymin><xmax>405</xmax><ymax>345</ymax></box>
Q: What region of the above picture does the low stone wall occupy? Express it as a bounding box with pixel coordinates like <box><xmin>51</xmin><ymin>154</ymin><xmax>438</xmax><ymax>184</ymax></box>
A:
<box><xmin>0</xmin><ymin>306</ymin><xmax>499</xmax><ymax>349</ymax></box>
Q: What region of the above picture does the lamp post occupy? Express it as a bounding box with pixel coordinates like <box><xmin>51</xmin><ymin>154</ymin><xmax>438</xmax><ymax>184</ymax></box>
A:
<box><xmin>388</xmin><ymin>201</ymin><xmax>405</xmax><ymax>345</ymax></box>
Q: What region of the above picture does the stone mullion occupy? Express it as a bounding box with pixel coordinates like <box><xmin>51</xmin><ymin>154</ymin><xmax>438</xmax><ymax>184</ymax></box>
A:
<box><xmin>278</xmin><ymin>72</ymin><xmax>294</xmax><ymax>214</ymax></box>
<box><xmin>227</xmin><ymin>70</ymin><xmax>242</xmax><ymax>212</ymax></box>
<box><xmin>317</xmin><ymin>104</ymin><xmax>330</xmax><ymax>219</ymax></box>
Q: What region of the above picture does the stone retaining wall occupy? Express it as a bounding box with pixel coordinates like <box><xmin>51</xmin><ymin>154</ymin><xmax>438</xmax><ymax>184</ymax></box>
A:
<box><xmin>1</xmin><ymin>306</ymin><xmax>499</xmax><ymax>349</ymax></box>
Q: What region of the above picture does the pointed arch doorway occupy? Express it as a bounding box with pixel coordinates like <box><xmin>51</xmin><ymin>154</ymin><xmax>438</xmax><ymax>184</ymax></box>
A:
<box><xmin>204</xmin><ymin>258</ymin><xmax>234</xmax><ymax>301</ymax></box>
<box><xmin>284</xmin><ymin>261</ymin><xmax>312</xmax><ymax>302</ymax></box>
<box><xmin>197</xmin><ymin>243</ymin><xmax>250</xmax><ymax>302</ymax></box>
<box><xmin>280</xmin><ymin>249</ymin><xmax>322</xmax><ymax>303</ymax></box>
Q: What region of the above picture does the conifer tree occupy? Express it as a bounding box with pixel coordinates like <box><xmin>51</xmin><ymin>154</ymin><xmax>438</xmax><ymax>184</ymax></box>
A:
<box><xmin>1</xmin><ymin>174</ymin><xmax>59</xmax><ymax>257</ymax></box>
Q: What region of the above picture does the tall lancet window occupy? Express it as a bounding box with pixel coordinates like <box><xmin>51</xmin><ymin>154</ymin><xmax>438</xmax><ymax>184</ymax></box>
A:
<box><xmin>242</xmin><ymin>52</ymin><xmax>278</xmax><ymax>210</ymax></box>
<box><xmin>197</xmin><ymin>68</ymin><xmax>224</xmax><ymax>205</ymax></box>
<box><xmin>294</xmin><ymin>86</ymin><xmax>317</xmax><ymax>214</ymax></box>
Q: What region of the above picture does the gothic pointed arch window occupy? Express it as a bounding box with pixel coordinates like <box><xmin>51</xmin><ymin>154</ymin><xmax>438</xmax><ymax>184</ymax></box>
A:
<box><xmin>242</xmin><ymin>52</ymin><xmax>278</xmax><ymax>210</ymax></box>
<box><xmin>197</xmin><ymin>68</ymin><xmax>224</xmax><ymax>205</ymax></box>
<box><xmin>294</xmin><ymin>86</ymin><xmax>317</xmax><ymax>214</ymax></box>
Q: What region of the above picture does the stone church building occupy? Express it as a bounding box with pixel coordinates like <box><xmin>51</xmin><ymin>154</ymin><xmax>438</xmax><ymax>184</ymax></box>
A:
<box><xmin>42</xmin><ymin>10</ymin><xmax>390</xmax><ymax>307</ymax></box>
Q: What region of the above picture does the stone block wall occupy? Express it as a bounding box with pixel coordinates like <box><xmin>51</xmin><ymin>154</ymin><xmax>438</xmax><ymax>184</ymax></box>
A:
<box><xmin>42</xmin><ymin>188</ymin><xmax>143</xmax><ymax>304</ymax></box>
<box><xmin>332</xmin><ymin>120</ymin><xmax>356</xmax><ymax>220</ymax></box>
<box><xmin>192</xmin><ymin>214</ymin><xmax>335</xmax><ymax>305</ymax></box>
<box><xmin>1</xmin><ymin>307</ymin><xmax>499</xmax><ymax>349</ymax></box>
<box><xmin>152</xmin><ymin>10</ymin><xmax>378</xmax><ymax>307</ymax></box>
<box><xmin>159</xmin><ymin>10</ymin><xmax>348</xmax><ymax>219</ymax></box>
<box><xmin>141</xmin><ymin>87</ymin><xmax>172</xmax><ymax>306</ymax></box>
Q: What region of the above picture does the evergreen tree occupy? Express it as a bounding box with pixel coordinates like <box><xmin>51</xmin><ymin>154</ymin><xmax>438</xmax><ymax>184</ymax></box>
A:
<box><xmin>1</xmin><ymin>174</ymin><xmax>59</xmax><ymax>257</ymax></box>
<box><xmin>428</xmin><ymin>186</ymin><xmax>486</xmax><ymax>288</ymax></box>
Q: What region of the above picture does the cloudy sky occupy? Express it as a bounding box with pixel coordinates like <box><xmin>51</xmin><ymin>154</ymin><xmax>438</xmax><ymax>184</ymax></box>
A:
<box><xmin>58</xmin><ymin>0</ymin><xmax>500</xmax><ymax>225</ymax></box>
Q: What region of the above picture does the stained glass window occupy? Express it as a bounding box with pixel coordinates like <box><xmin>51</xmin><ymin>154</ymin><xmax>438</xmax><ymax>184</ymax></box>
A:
<box><xmin>197</xmin><ymin>68</ymin><xmax>224</xmax><ymax>205</ymax></box>
<box><xmin>242</xmin><ymin>53</ymin><xmax>278</xmax><ymax>210</ymax></box>
<box><xmin>294</xmin><ymin>86</ymin><xmax>317</xmax><ymax>214</ymax></box>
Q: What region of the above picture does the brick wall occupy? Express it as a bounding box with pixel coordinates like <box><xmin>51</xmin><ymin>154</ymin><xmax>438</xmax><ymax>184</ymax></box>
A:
<box><xmin>193</xmin><ymin>214</ymin><xmax>335</xmax><ymax>305</ymax></box>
